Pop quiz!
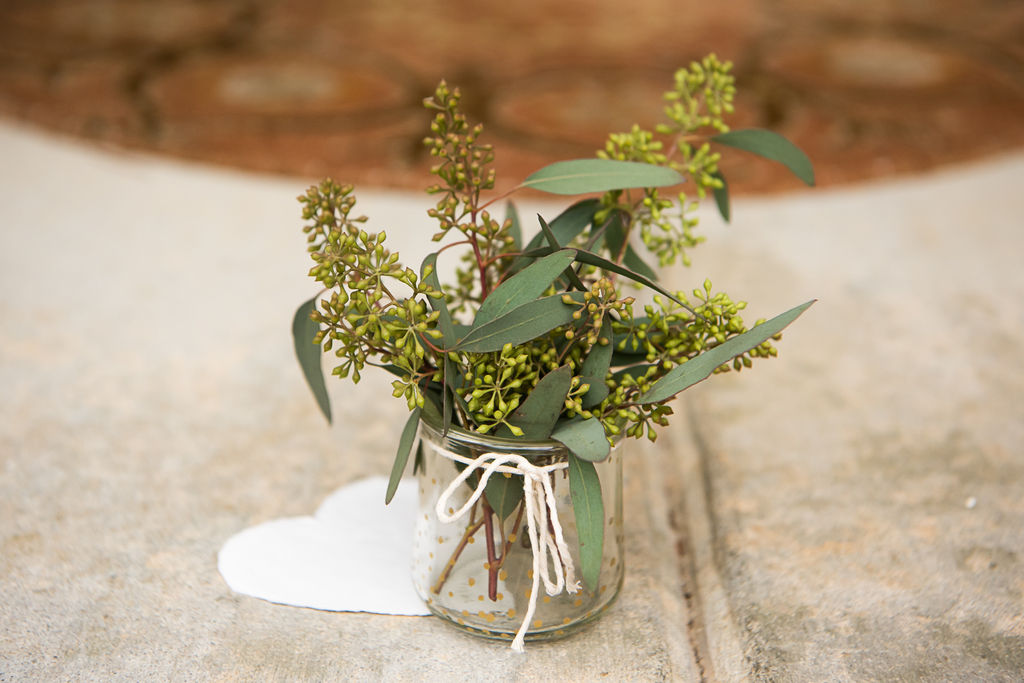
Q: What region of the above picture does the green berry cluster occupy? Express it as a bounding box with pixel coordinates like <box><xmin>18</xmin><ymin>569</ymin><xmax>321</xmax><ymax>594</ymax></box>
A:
<box><xmin>300</xmin><ymin>179</ymin><xmax>443</xmax><ymax>407</ymax></box>
<box><xmin>595</xmin><ymin>55</ymin><xmax>736</xmax><ymax>269</ymax></box>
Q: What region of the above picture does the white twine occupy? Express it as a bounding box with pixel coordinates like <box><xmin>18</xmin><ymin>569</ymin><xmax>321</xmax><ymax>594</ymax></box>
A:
<box><xmin>434</xmin><ymin>447</ymin><xmax>580</xmax><ymax>653</ymax></box>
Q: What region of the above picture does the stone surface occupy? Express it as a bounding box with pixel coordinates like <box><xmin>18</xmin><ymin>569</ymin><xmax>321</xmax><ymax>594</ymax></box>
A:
<box><xmin>0</xmin><ymin>122</ymin><xmax>698</xmax><ymax>681</ymax></box>
<box><xmin>0</xmin><ymin>0</ymin><xmax>1022</xmax><ymax>194</ymax></box>
<box><xmin>660</xmin><ymin>153</ymin><xmax>1024</xmax><ymax>681</ymax></box>
<box><xmin>3</xmin><ymin>117</ymin><xmax>1024</xmax><ymax>679</ymax></box>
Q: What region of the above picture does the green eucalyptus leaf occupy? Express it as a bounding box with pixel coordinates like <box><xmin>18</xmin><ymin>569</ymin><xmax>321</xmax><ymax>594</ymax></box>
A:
<box><xmin>386</xmin><ymin>408</ymin><xmax>420</xmax><ymax>504</ymax></box>
<box><xmin>639</xmin><ymin>299</ymin><xmax>816</xmax><ymax>404</ymax></box>
<box><xmin>421</xmin><ymin>386</ymin><xmax>444</xmax><ymax>427</ymax></box>
<box><xmin>420</xmin><ymin>252</ymin><xmax>456</xmax><ymax>348</ymax></box>
<box><xmin>508</xmin><ymin>364</ymin><xmax>573</xmax><ymax>439</ymax></box>
<box><xmin>513</xmin><ymin>199</ymin><xmax>599</xmax><ymax>275</ymax></box>
<box><xmin>568</xmin><ymin>454</ymin><xmax>604</xmax><ymax>590</ymax></box>
<box><xmin>485</xmin><ymin>474</ymin><xmax>524</xmax><ymax>520</ymax></box>
<box><xmin>598</xmin><ymin>212</ymin><xmax>659</xmax><ymax>282</ymax></box>
<box><xmin>537</xmin><ymin>217</ymin><xmax>586</xmax><ymax>291</ymax></box>
<box><xmin>711</xmin><ymin>129</ymin><xmax>815</xmax><ymax>187</ymax></box>
<box><xmin>551</xmin><ymin>417</ymin><xmax>610</xmax><ymax>462</ymax></box>
<box><xmin>580</xmin><ymin>317</ymin><xmax>613</xmax><ymax>408</ymax></box>
<box><xmin>442</xmin><ymin>354</ymin><xmax>460</xmax><ymax>435</ymax></box>
<box><xmin>475</xmin><ymin>249</ymin><xmax>576</xmax><ymax>326</ymax></box>
<box><xmin>623</xmin><ymin>245</ymin><xmax>658</xmax><ymax>281</ymax></box>
<box><xmin>522</xmin><ymin>159</ymin><xmax>685</xmax><ymax>196</ymax></box>
<box><xmin>711</xmin><ymin>170</ymin><xmax>730</xmax><ymax>223</ymax></box>
<box><xmin>292</xmin><ymin>297</ymin><xmax>331</xmax><ymax>424</ymax></box>
<box><xmin>453</xmin><ymin>292</ymin><xmax>585</xmax><ymax>353</ymax></box>
<box><xmin>505</xmin><ymin>202</ymin><xmax>522</xmax><ymax>250</ymax></box>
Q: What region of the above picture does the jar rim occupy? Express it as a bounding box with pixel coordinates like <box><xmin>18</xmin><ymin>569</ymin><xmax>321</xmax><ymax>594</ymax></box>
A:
<box><xmin>418</xmin><ymin>404</ymin><xmax>568</xmax><ymax>457</ymax></box>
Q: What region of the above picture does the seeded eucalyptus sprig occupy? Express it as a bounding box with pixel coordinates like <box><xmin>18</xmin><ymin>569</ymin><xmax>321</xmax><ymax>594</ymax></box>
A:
<box><xmin>292</xmin><ymin>57</ymin><xmax>816</xmax><ymax>589</ymax></box>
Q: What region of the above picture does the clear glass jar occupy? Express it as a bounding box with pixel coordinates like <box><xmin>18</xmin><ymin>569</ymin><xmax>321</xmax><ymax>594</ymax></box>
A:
<box><xmin>411</xmin><ymin>414</ymin><xmax>624</xmax><ymax>645</ymax></box>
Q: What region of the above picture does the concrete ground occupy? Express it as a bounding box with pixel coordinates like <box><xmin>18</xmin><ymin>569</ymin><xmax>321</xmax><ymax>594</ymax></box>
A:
<box><xmin>2</xmin><ymin>117</ymin><xmax>1023</xmax><ymax>681</ymax></box>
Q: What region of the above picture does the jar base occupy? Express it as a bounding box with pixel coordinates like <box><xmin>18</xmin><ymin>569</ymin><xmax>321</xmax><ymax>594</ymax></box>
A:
<box><xmin>422</xmin><ymin>576</ymin><xmax>624</xmax><ymax>644</ymax></box>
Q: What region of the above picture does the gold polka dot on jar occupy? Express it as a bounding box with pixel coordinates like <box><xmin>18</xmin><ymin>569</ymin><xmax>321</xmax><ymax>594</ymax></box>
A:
<box><xmin>563</xmin><ymin>617</ymin><xmax>571</xmax><ymax>625</ymax></box>
<box><xmin>498</xmin><ymin>570</ymin><xmax>508</xmax><ymax>581</ymax></box>
<box><xmin>496</xmin><ymin>592</ymin><xmax>504</xmax><ymax>600</ymax></box>
<box><xmin>461</xmin><ymin>610</ymin><xmax>469</xmax><ymax>616</ymax></box>
<box><xmin>508</xmin><ymin>608</ymin><xmax>517</xmax><ymax>618</ymax></box>
<box><xmin>431</xmin><ymin>478</ymin><xmax>437</xmax><ymax>484</ymax></box>
<box><xmin>468</xmin><ymin>537</ymin><xmax>475</xmax><ymax>544</ymax></box>
<box><xmin>543</xmin><ymin>596</ymin><xmax>551</xmax><ymax>604</ymax></box>
<box><xmin>448</xmin><ymin>591</ymin><xmax>453</xmax><ymax>597</ymax></box>
<box><xmin>508</xmin><ymin>533</ymin><xmax>516</xmax><ymax>543</ymax></box>
<box><xmin>600</xmin><ymin>585</ymin><xmax>607</xmax><ymax>593</ymax></box>
<box><xmin>524</xmin><ymin>588</ymin><xmax>532</xmax><ymax>599</ymax></box>
<box><xmin>437</xmin><ymin>536</ymin><xmax>444</xmax><ymax>544</ymax></box>
<box><xmin>533</xmin><ymin>619</ymin><xmax>543</xmax><ymax>628</ymax></box>
<box><xmin>556</xmin><ymin>629</ymin><xmax>565</xmax><ymax>636</ymax></box>
<box><xmin>478</xmin><ymin>610</ymin><xmax>487</xmax><ymax>618</ymax></box>
<box><xmin>468</xmin><ymin>577</ymin><xmax>476</xmax><ymax>587</ymax></box>
<box><xmin>478</xmin><ymin>595</ymin><xmax>484</xmax><ymax>601</ymax></box>
<box><xmin>482</xmin><ymin>562</ymin><xmax>490</xmax><ymax>570</ymax></box>
<box><xmin>485</xmin><ymin>613</ymin><xmax>496</xmax><ymax>623</ymax></box>
<box><xmin>573</xmin><ymin>598</ymin><xmax>583</xmax><ymax>607</ymax></box>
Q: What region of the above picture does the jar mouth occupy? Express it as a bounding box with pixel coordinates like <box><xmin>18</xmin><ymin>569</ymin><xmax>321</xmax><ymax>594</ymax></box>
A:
<box><xmin>418</xmin><ymin>404</ymin><xmax>568</xmax><ymax>458</ymax></box>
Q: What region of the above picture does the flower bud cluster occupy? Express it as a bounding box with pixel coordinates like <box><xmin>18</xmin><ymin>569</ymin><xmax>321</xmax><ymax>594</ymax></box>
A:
<box><xmin>462</xmin><ymin>343</ymin><xmax>539</xmax><ymax>436</ymax></box>
<box><xmin>301</xmin><ymin>181</ymin><xmax>442</xmax><ymax>403</ymax></box>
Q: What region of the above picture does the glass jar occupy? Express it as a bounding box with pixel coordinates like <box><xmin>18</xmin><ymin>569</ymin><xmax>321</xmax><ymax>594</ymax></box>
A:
<box><xmin>411</xmin><ymin>414</ymin><xmax>624</xmax><ymax>647</ymax></box>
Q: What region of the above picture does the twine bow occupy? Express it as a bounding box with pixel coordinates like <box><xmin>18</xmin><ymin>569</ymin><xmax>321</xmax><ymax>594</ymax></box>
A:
<box><xmin>435</xmin><ymin>449</ymin><xmax>580</xmax><ymax>653</ymax></box>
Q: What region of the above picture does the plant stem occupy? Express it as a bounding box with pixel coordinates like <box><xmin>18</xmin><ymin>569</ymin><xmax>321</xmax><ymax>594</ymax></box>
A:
<box><xmin>495</xmin><ymin>500</ymin><xmax>526</xmax><ymax>573</ymax></box>
<box><xmin>482</xmin><ymin>499</ymin><xmax>499</xmax><ymax>600</ymax></box>
<box><xmin>432</xmin><ymin>514</ymin><xmax>485</xmax><ymax>595</ymax></box>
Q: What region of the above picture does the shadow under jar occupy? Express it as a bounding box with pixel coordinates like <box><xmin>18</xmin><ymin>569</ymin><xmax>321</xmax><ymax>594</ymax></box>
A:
<box><xmin>411</xmin><ymin>413</ymin><xmax>624</xmax><ymax>646</ymax></box>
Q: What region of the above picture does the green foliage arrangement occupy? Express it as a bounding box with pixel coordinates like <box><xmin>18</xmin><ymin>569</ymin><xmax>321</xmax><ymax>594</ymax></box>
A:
<box><xmin>293</xmin><ymin>55</ymin><xmax>814</xmax><ymax>587</ymax></box>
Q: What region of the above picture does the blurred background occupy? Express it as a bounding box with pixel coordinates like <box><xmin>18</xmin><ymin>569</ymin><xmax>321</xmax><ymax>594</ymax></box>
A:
<box><xmin>1</xmin><ymin>0</ymin><xmax>1022</xmax><ymax>194</ymax></box>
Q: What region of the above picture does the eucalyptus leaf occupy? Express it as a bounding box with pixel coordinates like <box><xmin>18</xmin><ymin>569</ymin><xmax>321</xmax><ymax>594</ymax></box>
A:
<box><xmin>507</xmin><ymin>365</ymin><xmax>573</xmax><ymax>439</ymax></box>
<box><xmin>442</xmin><ymin>355</ymin><xmax>456</xmax><ymax>435</ymax></box>
<box><xmin>474</xmin><ymin>250</ymin><xmax>576</xmax><ymax>326</ymax></box>
<box><xmin>484</xmin><ymin>474</ymin><xmax>524</xmax><ymax>520</ymax></box>
<box><xmin>505</xmin><ymin>201</ymin><xmax>522</xmax><ymax>250</ymax></box>
<box><xmin>711</xmin><ymin>129</ymin><xmax>815</xmax><ymax>187</ymax></box>
<box><xmin>580</xmin><ymin>317</ymin><xmax>613</xmax><ymax>408</ymax></box>
<box><xmin>453</xmin><ymin>292</ymin><xmax>585</xmax><ymax>353</ymax></box>
<box><xmin>623</xmin><ymin>245</ymin><xmax>658</xmax><ymax>281</ymax></box>
<box><xmin>420</xmin><ymin>252</ymin><xmax>456</xmax><ymax>348</ymax></box>
<box><xmin>521</xmin><ymin>159</ymin><xmax>685</xmax><ymax>196</ymax></box>
<box><xmin>568</xmin><ymin>454</ymin><xmax>604</xmax><ymax>590</ymax></box>
<box><xmin>292</xmin><ymin>297</ymin><xmax>331</xmax><ymax>424</ymax></box>
<box><xmin>639</xmin><ymin>299</ymin><xmax>816</xmax><ymax>404</ymax></box>
<box><xmin>600</xmin><ymin>212</ymin><xmax>658</xmax><ymax>281</ymax></box>
<box><xmin>551</xmin><ymin>417</ymin><xmax>610</xmax><ymax>462</ymax></box>
<box><xmin>537</xmin><ymin>217</ymin><xmax>586</xmax><ymax>291</ymax></box>
<box><xmin>512</xmin><ymin>199</ymin><xmax>599</xmax><ymax>275</ymax></box>
<box><xmin>386</xmin><ymin>408</ymin><xmax>420</xmax><ymax>504</ymax></box>
<box><xmin>711</xmin><ymin>170</ymin><xmax>730</xmax><ymax>223</ymax></box>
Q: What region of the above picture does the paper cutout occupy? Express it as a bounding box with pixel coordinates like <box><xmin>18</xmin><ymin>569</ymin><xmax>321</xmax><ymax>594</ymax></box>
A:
<box><xmin>218</xmin><ymin>476</ymin><xmax>430</xmax><ymax>616</ymax></box>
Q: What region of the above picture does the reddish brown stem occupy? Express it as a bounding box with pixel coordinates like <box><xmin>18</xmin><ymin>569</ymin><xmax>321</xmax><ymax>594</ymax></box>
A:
<box><xmin>482</xmin><ymin>499</ymin><xmax>499</xmax><ymax>600</ymax></box>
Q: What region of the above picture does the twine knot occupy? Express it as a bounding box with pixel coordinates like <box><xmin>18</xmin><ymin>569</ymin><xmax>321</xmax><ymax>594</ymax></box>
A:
<box><xmin>435</xmin><ymin>449</ymin><xmax>579</xmax><ymax>653</ymax></box>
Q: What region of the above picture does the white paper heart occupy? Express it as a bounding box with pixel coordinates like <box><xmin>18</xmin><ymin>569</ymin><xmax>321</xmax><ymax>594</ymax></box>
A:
<box><xmin>217</xmin><ymin>476</ymin><xmax>430</xmax><ymax>616</ymax></box>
